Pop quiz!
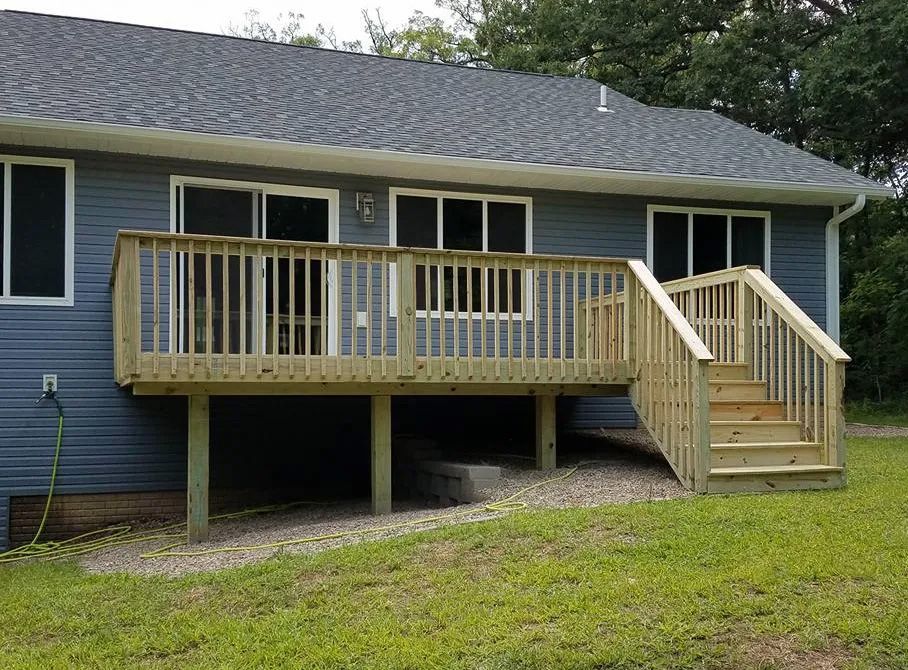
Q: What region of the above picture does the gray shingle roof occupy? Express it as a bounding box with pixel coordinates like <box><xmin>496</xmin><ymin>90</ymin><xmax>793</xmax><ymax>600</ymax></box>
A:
<box><xmin>0</xmin><ymin>11</ymin><xmax>885</xmax><ymax>192</ymax></box>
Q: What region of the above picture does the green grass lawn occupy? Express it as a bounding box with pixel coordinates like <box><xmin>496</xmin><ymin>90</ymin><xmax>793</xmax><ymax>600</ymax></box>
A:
<box><xmin>2</xmin><ymin>438</ymin><xmax>907</xmax><ymax>670</ymax></box>
<box><xmin>847</xmin><ymin>400</ymin><xmax>908</xmax><ymax>427</ymax></box>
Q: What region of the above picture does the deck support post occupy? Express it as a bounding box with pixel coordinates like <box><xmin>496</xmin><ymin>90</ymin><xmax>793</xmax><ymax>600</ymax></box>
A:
<box><xmin>535</xmin><ymin>395</ymin><xmax>557</xmax><ymax>470</ymax></box>
<box><xmin>371</xmin><ymin>395</ymin><xmax>392</xmax><ymax>514</ymax></box>
<box><xmin>187</xmin><ymin>395</ymin><xmax>210</xmax><ymax>543</ymax></box>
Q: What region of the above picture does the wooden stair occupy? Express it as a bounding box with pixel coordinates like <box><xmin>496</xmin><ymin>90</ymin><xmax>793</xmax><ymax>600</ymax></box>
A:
<box><xmin>706</xmin><ymin>363</ymin><xmax>842</xmax><ymax>492</ymax></box>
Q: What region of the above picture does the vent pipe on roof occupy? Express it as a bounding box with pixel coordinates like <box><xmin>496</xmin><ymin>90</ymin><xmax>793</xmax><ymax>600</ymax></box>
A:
<box><xmin>597</xmin><ymin>85</ymin><xmax>613</xmax><ymax>113</ymax></box>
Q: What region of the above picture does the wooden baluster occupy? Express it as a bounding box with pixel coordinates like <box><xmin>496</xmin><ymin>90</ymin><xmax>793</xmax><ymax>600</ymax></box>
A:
<box><xmin>453</xmin><ymin>254</ymin><xmax>460</xmax><ymax>380</ymax></box>
<box><xmin>170</xmin><ymin>239</ymin><xmax>177</xmax><ymax>377</ymax></box>
<box><xmin>520</xmin><ymin>260</ymin><xmax>528</xmax><ymax>380</ymax></box>
<box><xmin>585</xmin><ymin>262</ymin><xmax>592</xmax><ymax>378</ymax></box>
<box><xmin>466</xmin><ymin>255</ymin><xmax>474</xmax><ymax>379</ymax></box>
<box><xmin>239</xmin><ymin>242</ymin><xmax>246</xmax><ymax>379</ymax></box>
<box><xmin>152</xmin><ymin>238</ymin><xmax>160</xmax><ymax>377</ymax></box>
<box><xmin>335</xmin><ymin>251</ymin><xmax>341</xmax><ymax>378</ymax></box>
<box><xmin>424</xmin><ymin>254</ymin><xmax>432</xmax><ymax>378</ymax></box>
<box><xmin>559</xmin><ymin>262</ymin><xmax>566</xmax><ymax>380</ymax></box>
<box><xmin>365</xmin><ymin>251</ymin><xmax>372</xmax><ymax>380</ymax></box>
<box><xmin>609</xmin><ymin>268</ymin><xmax>617</xmax><ymax>362</ymax></box>
<box><xmin>222</xmin><ymin>241</ymin><xmax>230</xmax><ymax>378</ymax></box>
<box><xmin>534</xmin><ymin>260</ymin><xmax>541</xmax><ymax>380</ymax></box>
<box><xmin>439</xmin><ymin>257</ymin><xmax>447</xmax><ymax>378</ymax></box>
<box><xmin>381</xmin><ymin>251</ymin><xmax>387</xmax><ymax>379</ymax></box>
<box><xmin>351</xmin><ymin>250</ymin><xmax>358</xmax><ymax>379</ymax></box>
<box><xmin>507</xmin><ymin>258</ymin><xmax>515</xmax><ymax>379</ymax></box>
<box><xmin>289</xmin><ymin>246</ymin><xmax>296</xmax><ymax>379</ymax></box>
<box><xmin>785</xmin><ymin>323</ymin><xmax>793</xmax><ymax>419</ymax></box>
<box><xmin>480</xmin><ymin>255</ymin><xmax>487</xmax><ymax>380</ymax></box>
<box><xmin>569</xmin><ymin>261</ymin><xmax>578</xmax><ymax>380</ymax></box>
<box><xmin>205</xmin><ymin>242</ymin><xmax>213</xmax><ymax>377</ymax></box>
<box><xmin>188</xmin><ymin>241</ymin><xmax>196</xmax><ymax>377</ymax></box>
<box><xmin>321</xmin><ymin>248</ymin><xmax>328</xmax><ymax>378</ymax></box>
<box><xmin>813</xmin><ymin>351</ymin><xmax>820</xmax><ymax>442</ymax></box>
<box><xmin>546</xmin><ymin>261</ymin><xmax>553</xmax><ymax>381</ymax></box>
<box><xmin>306</xmin><ymin>247</ymin><xmax>313</xmax><ymax>378</ymax></box>
<box><xmin>493</xmin><ymin>257</ymin><xmax>500</xmax><ymax>379</ymax></box>
<box><xmin>256</xmin><ymin>243</ymin><xmax>263</xmax><ymax>378</ymax></box>
<box><xmin>795</xmin><ymin>335</ymin><xmax>802</xmax><ymax>430</ymax></box>
<box><xmin>721</xmin><ymin>283</ymin><xmax>726</xmax><ymax>359</ymax></box>
<box><xmin>396</xmin><ymin>252</ymin><xmax>416</xmax><ymax>379</ymax></box>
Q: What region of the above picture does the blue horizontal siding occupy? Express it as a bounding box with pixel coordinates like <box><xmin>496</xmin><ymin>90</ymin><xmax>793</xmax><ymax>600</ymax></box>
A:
<box><xmin>0</xmin><ymin>145</ymin><xmax>833</xmax><ymax>547</ymax></box>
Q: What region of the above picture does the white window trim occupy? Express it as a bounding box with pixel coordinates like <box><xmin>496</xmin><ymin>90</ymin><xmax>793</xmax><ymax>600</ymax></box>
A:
<box><xmin>388</xmin><ymin>187</ymin><xmax>534</xmax><ymax>320</ymax></box>
<box><xmin>645</xmin><ymin>204</ymin><xmax>771</xmax><ymax>278</ymax></box>
<box><xmin>0</xmin><ymin>155</ymin><xmax>75</xmax><ymax>306</ymax></box>
<box><xmin>169</xmin><ymin>174</ymin><xmax>340</xmax><ymax>355</ymax></box>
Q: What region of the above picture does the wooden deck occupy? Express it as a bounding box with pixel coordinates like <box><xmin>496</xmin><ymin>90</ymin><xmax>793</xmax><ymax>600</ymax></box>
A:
<box><xmin>109</xmin><ymin>231</ymin><xmax>849</xmax><ymax>542</ymax></box>
<box><xmin>111</xmin><ymin>231</ymin><xmax>632</xmax><ymax>396</ymax></box>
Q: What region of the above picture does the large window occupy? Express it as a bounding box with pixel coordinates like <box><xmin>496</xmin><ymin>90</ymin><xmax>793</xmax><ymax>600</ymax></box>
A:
<box><xmin>390</xmin><ymin>189</ymin><xmax>532</xmax><ymax>316</ymax></box>
<box><xmin>648</xmin><ymin>205</ymin><xmax>769</xmax><ymax>282</ymax></box>
<box><xmin>0</xmin><ymin>156</ymin><xmax>74</xmax><ymax>305</ymax></box>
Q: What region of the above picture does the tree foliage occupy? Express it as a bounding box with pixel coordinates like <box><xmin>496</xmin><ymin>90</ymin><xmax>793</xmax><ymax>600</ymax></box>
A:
<box><xmin>232</xmin><ymin>0</ymin><xmax>907</xmax><ymax>400</ymax></box>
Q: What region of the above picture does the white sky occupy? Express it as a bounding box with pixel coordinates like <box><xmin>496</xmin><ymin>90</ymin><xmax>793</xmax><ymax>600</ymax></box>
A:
<box><xmin>0</xmin><ymin>0</ymin><xmax>446</xmax><ymax>45</ymax></box>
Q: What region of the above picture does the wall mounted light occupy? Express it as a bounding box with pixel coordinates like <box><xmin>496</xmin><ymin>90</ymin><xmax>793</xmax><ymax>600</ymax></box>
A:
<box><xmin>356</xmin><ymin>192</ymin><xmax>375</xmax><ymax>224</ymax></box>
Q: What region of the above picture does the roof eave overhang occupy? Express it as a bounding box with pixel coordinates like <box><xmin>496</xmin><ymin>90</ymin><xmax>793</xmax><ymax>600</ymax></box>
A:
<box><xmin>0</xmin><ymin>115</ymin><xmax>895</xmax><ymax>207</ymax></box>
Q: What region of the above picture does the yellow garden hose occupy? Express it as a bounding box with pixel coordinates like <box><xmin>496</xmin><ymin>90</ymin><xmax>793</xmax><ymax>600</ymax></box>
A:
<box><xmin>0</xmin><ymin>452</ymin><xmax>594</xmax><ymax>564</ymax></box>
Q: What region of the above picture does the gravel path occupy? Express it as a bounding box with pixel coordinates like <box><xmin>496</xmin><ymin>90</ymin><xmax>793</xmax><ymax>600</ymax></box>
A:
<box><xmin>846</xmin><ymin>422</ymin><xmax>908</xmax><ymax>438</ymax></box>
<box><xmin>79</xmin><ymin>446</ymin><xmax>687</xmax><ymax>577</ymax></box>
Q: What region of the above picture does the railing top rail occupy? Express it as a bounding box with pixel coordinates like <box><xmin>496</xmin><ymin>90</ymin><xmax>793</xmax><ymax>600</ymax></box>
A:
<box><xmin>627</xmin><ymin>260</ymin><xmax>714</xmax><ymax>362</ymax></box>
<box><xmin>743</xmin><ymin>268</ymin><xmax>850</xmax><ymax>363</ymax></box>
<box><xmin>660</xmin><ymin>265</ymin><xmax>759</xmax><ymax>293</ymax></box>
<box><xmin>111</xmin><ymin>230</ymin><xmax>632</xmax><ymax>277</ymax></box>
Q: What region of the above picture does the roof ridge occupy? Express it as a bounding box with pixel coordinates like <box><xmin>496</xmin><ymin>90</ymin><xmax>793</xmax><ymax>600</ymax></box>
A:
<box><xmin>1</xmin><ymin>9</ymin><xmax>593</xmax><ymax>84</ymax></box>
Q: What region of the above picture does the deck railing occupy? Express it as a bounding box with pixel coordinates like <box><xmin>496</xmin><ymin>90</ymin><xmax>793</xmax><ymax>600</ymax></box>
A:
<box><xmin>110</xmin><ymin>231</ymin><xmax>631</xmax><ymax>388</ymax></box>
<box><xmin>662</xmin><ymin>266</ymin><xmax>850</xmax><ymax>469</ymax></box>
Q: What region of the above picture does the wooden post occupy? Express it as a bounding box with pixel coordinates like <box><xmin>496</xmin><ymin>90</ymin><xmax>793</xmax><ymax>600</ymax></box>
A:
<box><xmin>625</xmin><ymin>272</ymin><xmax>638</xmax><ymax>373</ymax></box>
<box><xmin>117</xmin><ymin>235</ymin><xmax>141</xmax><ymax>379</ymax></box>
<box><xmin>187</xmin><ymin>395</ymin><xmax>210</xmax><ymax>543</ymax></box>
<box><xmin>371</xmin><ymin>395</ymin><xmax>392</xmax><ymax>514</ymax></box>
<box><xmin>535</xmin><ymin>395</ymin><xmax>557</xmax><ymax>470</ymax></box>
<box><xmin>691</xmin><ymin>359</ymin><xmax>712</xmax><ymax>493</ymax></box>
<box><xmin>827</xmin><ymin>361</ymin><xmax>847</xmax><ymax>476</ymax></box>
<box><xmin>397</xmin><ymin>253</ymin><xmax>416</xmax><ymax>378</ymax></box>
<box><xmin>737</xmin><ymin>278</ymin><xmax>755</xmax><ymax>374</ymax></box>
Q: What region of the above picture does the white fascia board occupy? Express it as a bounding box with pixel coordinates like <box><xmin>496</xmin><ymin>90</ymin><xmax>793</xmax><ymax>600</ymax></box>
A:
<box><xmin>0</xmin><ymin>114</ymin><xmax>896</xmax><ymax>205</ymax></box>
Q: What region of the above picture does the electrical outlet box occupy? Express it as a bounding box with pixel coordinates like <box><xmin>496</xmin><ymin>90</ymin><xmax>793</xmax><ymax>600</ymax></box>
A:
<box><xmin>42</xmin><ymin>374</ymin><xmax>58</xmax><ymax>393</ymax></box>
<box><xmin>356</xmin><ymin>311</ymin><xmax>368</xmax><ymax>328</ymax></box>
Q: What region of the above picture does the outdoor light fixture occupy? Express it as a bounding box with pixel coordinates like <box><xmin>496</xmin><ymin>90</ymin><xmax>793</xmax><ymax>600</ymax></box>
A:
<box><xmin>356</xmin><ymin>192</ymin><xmax>375</xmax><ymax>224</ymax></box>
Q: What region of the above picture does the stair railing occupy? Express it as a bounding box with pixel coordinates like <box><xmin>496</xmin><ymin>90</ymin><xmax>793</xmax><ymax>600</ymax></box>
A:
<box><xmin>662</xmin><ymin>267</ymin><xmax>850</xmax><ymax>471</ymax></box>
<box><xmin>624</xmin><ymin>261</ymin><xmax>714</xmax><ymax>492</ymax></box>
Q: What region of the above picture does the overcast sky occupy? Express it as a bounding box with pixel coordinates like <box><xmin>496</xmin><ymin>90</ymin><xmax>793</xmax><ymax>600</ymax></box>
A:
<box><xmin>0</xmin><ymin>0</ymin><xmax>446</xmax><ymax>44</ymax></box>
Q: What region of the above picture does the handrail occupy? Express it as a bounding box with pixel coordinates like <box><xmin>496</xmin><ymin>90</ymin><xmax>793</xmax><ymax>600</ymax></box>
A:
<box><xmin>627</xmin><ymin>261</ymin><xmax>713</xmax><ymax>361</ymax></box>
<box><xmin>624</xmin><ymin>260</ymin><xmax>713</xmax><ymax>492</ymax></box>
<box><xmin>742</xmin><ymin>268</ymin><xmax>850</xmax><ymax>364</ymax></box>
<box><xmin>110</xmin><ymin>230</ymin><xmax>631</xmax><ymax>282</ymax></box>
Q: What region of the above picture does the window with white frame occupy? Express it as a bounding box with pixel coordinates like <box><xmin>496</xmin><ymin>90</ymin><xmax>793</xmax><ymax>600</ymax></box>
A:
<box><xmin>647</xmin><ymin>205</ymin><xmax>769</xmax><ymax>282</ymax></box>
<box><xmin>390</xmin><ymin>189</ymin><xmax>532</xmax><ymax>315</ymax></box>
<box><xmin>1</xmin><ymin>156</ymin><xmax>74</xmax><ymax>305</ymax></box>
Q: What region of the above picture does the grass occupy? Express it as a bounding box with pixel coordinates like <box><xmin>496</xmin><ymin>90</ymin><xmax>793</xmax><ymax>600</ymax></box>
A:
<box><xmin>2</xmin><ymin>438</ymin><xmax>907</xmax><ymax>669</ymax></box>
<box><xmin>847</xmin><ymin>400</ymin><xmax>908</xmax><ymax>427</ymax></box>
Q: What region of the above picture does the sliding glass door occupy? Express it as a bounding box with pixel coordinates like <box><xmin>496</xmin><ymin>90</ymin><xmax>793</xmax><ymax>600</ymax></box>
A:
<box><xmin>173</xmin><ymin>178</ymin><xmax>338</xmax><ymax>357</ymax></box>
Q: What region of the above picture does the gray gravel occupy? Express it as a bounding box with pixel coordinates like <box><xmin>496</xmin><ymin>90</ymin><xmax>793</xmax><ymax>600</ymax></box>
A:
<box><xmin>846</xmin><ymin>422</ymin><xmax>908</xmax><ymax>438</ymax></box>
<box><xmin>79</xmin><ymin>441</ymin><xmax>687</xmax><ymax>577</ymax></box>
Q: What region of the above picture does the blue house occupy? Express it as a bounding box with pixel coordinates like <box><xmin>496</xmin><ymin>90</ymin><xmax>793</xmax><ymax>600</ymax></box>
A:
<box><xmin>0</xmin><ymin>11</ymin><xmax>893</xmax><ymax>548</ymax></box>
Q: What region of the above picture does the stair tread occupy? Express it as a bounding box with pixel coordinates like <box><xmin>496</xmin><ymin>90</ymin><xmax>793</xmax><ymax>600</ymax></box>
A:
<box><xmin>710</xmin><ymin>464</ymin><xmax>842</xmax><ymax>476</ymax></box>
<box><xmin>708</xmin><ymin>379</ymin><xmax>765</xmax><ymax>385</ymax></box>
<box><xmin>710</xmin><ymin>441</ymin><xmax>821</xmax><ymax>450</ymax></box>
<box><xmin>710</xmin><ymin>419</ymin><xmax>800</xmax><ymax>425</ymax></box>
<box><xmin>710</xmin><ymin>399</ymin><xmax>783</xmax><ymax>405</ymax></box>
